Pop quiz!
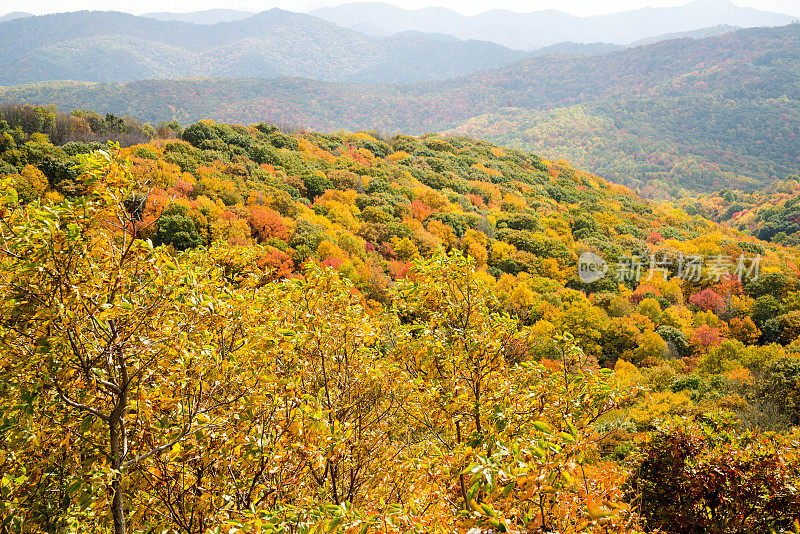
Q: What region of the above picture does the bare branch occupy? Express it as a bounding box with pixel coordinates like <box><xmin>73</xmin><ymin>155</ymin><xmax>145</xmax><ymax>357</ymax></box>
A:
<box><xmin>54</xmin><ymin>382</ymin><xmax>111</xmax><ymax>422</ymax></box>
<box><xmin>121</xmin><ymin>422</ymin><xmax>218</xmax><ymax>469</ymax></box>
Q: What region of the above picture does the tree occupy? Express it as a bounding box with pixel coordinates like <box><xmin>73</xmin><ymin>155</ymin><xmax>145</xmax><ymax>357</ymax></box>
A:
<box><xmin>699</xmin><ymin>339</ymin><xmax>744</xmax><ymax>375</ymax></box>
<box><xmin>392</xmin><ymin>255</ymin><xmax>633</xmax><ymax>532</ymax></box>
<box><xmin>302</xmin><ymin>172</ymin><xmax>332</xmax><ymax>200</ymax></box>
<box><xmin>601</xmin><ymin>317</ymin><xmax>640</xmax><ymax>366</ymax></box>
<box><xmin>729</xmin><ymin>316</ymin><xmax>761</xmax><ymax>345</ymax></box>
<box><xmin>779</xmin><ymin>310</ymin><xmax>800</xmax><ymax>346</ymax></box>
<box><xmin>751</xmin><ymin>295</ymin><xmax>783</xmax><ymax>328</ymax></box>
<box><xmin>554</xmin><ymin>298</ymin><xmax>609</xmax><ymax>360</ymax></box>
<box><xmin>638</xmin><ymin>297</ymin><xmax>663</xmax><ymax>324</ymax></box>
<box><xmin>690</xmin><ymin>325</ymin><xmax>724</xmax><ymax>355</ymax></box>
<box><xmin>628</xmin><ymin>414</ymin><xmax>800</xmax><ymax>534</ymax></box>
<box><xmin>634</xmin><ymin>330</ymin><xmax>669</xmax><ymax>366</ymax></box>
<box><xmin>257</xmin><ymin>246</ymin><xmax>294</xmax><ymax>280</ymax></box>
<box><xmin>0</xmin><ymin>153</ymin><xmax>238</xmax><ymax>532</ymax></box>
<box><xmin>288</xmin><ymin>219</ymin><xmax>326</xmax><ymax>264</ymax></box>
<box><xmin>688</xmin><ymin>288</ymin><xmax>724</xmax><ymax>314</ymax></box>
<box><xmin>10</xmin><ymin>164</ymin><xmax>48</xmax><ymax>203</ymax></box>
<box><xmin>745</xmin><ymin>272</ymin><xmax>795</xmax><ymax>301</ymax></box>
<box><xmin>248</xmin><ymin>205</ymin><xmax>288</xmax><ymax>242</ymax></box>
<box><xmin>260</xmin><ymin>265</ymin><xmax>409</xmax><ymax>506</ymax></box>
<box><xmin>757</xmin><ymin>357</ymin><xmax>800</xmax><ymax>426</ymax></box>
<box><xmin>656</xmin><ymin>325</ymin><xmax>690</xmax><ymax>359</ymax></box>
<box><xmin>152</xmin><ymin>204</ymin><xmax>203</xmax><ymax>250</ymax></box>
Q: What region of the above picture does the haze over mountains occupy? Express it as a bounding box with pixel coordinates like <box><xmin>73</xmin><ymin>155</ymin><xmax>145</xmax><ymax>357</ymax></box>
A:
<box><xmin>0</xmin><ymin>0</ymin><xmax>791</xmax><ymax>87</ymax></box>
<box><xmin>135</xmin><ymin>0</ymin><xmax>797</xmax><ymax>49</ymax></box>
<box><xmin>4</xmin><ymin>22</ymin><xmax>797</xmax><ymax>196</ymax></box>
<box><xmin>0</xmin><ymin>10</ymin><xmax>525</xmax><ymax>84</ymax></box>
<box><xmin>312</xmin><ymin>0</ymin><xmax>795</xmax><ymax>49</ymax></box>
<box><xmin>1</xmin><ymin>1</ymin><xmax>798</xmax><ymax>197</ymax></box>
<box><xmin>4</xmin><ymin>0</ymin><xmax>793</xmax><ymax>51</ymax></box>
<box><xmin>144</xmin><ymin>9</ymin><xmax>257</xmax><ymax>25</ymax></box>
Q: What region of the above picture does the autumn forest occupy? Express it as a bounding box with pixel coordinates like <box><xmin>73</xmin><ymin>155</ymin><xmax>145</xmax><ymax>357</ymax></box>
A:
<box><xmin>0</xmin><ymin>103</ymin><xmax>798</xmax><ymax>532</ymax></box>
<box><xmin>2</xmin><ymin>1</ymin><xmax>800</xmax><ymax>532</ymax></box>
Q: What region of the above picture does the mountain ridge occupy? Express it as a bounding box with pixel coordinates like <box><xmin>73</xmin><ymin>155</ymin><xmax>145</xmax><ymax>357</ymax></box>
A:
<box><xmin>142</xmin><ymin>8</ymin><xmax>255</xmax><ymax>24</ymax></box>
<box><xmin>3</xmin><ymin>23</ymin><xmax>797</xmax><ymax>195</ymax></box>
<box><xmin>0</xmin><ymin>10</ymin><xmax>526</xmax><ymax>85</ymax></box>
<box><xmin>311</xmin><ymin>0</ymin><xmax>796</xmax><ymax>49</ymax></box>
<box><xmin>0</xmin><ymin>11</ymin><xmax>31</xmax><ymax>22</ymax></box>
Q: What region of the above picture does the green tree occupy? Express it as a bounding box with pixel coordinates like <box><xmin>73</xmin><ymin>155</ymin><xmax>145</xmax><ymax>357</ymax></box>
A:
<box><xmin>153</xmin><ymin>204</ymin><xmax>203</xmax><ymax>250</ymax></box>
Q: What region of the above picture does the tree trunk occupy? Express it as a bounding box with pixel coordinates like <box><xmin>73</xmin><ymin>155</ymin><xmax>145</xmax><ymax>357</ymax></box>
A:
<box><xmin>109</xmin><ymin>386</ymin><xmax>128</xmax><ymax>534</ymax></box>
<box><xmin>111</xmin><ymin>478</ymin><xmax>126</xmax><ymax>534</ymax></box>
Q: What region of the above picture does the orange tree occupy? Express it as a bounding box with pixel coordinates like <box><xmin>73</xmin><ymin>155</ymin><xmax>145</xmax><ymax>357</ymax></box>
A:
<box><xmin>0</xmin><ymin>151</ymin><xmax>241</xmax><ymax>533</ymax></box>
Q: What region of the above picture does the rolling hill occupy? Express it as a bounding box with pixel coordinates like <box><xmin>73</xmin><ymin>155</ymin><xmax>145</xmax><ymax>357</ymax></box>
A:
<box><xmin>629</xmin><ymin>23</ymin><xmax>740</xmax><ymax>46</ymax></box>
<box><xmin>1</xmin><ymin>23</ymin><xmax>798</xmax><ymax>195</ymax></box>
<box><xmin>311</xmin><ymin>0</ymin><xmax>795</xmax><ymax>49</ymax></box>
<box><xmin>0</xmin><ymin>10</ymin><xmax>526</xmax><ymax>84</ymax></box>
<box><xmin>526</xmin><ymin>25</ymin><xmax>741</xmax><ymax>58</ymax></box>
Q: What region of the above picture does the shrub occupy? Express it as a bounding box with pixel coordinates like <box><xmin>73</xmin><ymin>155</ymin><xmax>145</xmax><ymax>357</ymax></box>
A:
<box><xmin>628</xmin><ymin>416</ymin><xmax>800</xmax><ymax>534</ymax></box>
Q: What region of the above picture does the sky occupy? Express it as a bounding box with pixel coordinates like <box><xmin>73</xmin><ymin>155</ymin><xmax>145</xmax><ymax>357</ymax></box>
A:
<box><xmin>2</xmin><ymin>0</ymin><xmax>800</xmax><ymax>17</ymax></box>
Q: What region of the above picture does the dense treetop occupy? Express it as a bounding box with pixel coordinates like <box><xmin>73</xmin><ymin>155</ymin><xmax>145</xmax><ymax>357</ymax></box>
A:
<box><xmin>3</xmin><ymin>112</ymin><xmax>800</xmax><ymax>532</ymax></box>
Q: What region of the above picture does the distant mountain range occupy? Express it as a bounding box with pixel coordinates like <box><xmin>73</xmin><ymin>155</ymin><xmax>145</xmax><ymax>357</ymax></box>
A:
<box><xmin>143</xmin><ymin>9</ymin><xmax>255</xmax><ymax>25</ymax></box>
<box><xmin>0</xmin><ymin>6</ymin><xmax>765</xmax><ymax>88</ymax></box>
<box><xmin>311</xmin><ymin>0</ymin><xmax>795</xmax><ymax>49</ymax></box>
<box><xmin>526</xmin><ymin>25</ymin><xmax>742</xmax><ymax>57</ymax></box>
<box><xmin>100</xmin><ymin>0</ymin><xmax>796</xmax><ymax>50</ymax></box>
<box><xmin>3</xmin><ymin>23</ymin><xmax>797</xmax><ymax>195</ymax></box>
<box><xmin>629</xmin><ymin>23</ymin><xmax>741</xmax><ymax>46</ymax></box>
<box><xmin>136</xmin><ymin>0</ymin><xmax>778</xmax><ymax>49</ymax></box>
<box><xmin>0</xmin><ymin>12</ymin><xmax>30</xmax><ymax>22</ymax></box>
<box><xmin>0</xmin><ymin>10</ymin><xmax>525</xmax><ymax>85</ymax></box>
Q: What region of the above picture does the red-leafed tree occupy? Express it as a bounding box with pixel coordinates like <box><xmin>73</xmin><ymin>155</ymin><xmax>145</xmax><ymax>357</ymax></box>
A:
<box><xmin>257</xmin><ymin>247</ymin><xmax>294</xmax><ymax>280</ymax></box>
<box><xmin>690</xmin><ymin>325</ymin><xmax>725</xmax><ymax>354</ymax></box>
<box><xmin>248</xmin><ymin>206</ymin><xmax>288</xmax><ymax>242</ymax></box>
<box><xmin>689</xmin><ymin>288</ymin><xmax>724</xmax><ymax>314</ymax></box>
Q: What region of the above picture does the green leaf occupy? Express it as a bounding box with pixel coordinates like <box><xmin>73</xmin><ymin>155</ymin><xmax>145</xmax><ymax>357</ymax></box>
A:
<box><xmin>325</xmin><ymin>517</ymin><xmax>343</xmax><ymax>533</ymax></box>
<box><xmin>533</xmin><ymin>421</ymin><xmax>552</xmax><ymax>433</ymax></box>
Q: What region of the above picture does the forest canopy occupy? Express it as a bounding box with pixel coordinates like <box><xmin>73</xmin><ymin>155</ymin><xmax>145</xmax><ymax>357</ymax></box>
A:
<box><xmin>2</xmin><ymin>114</ymin><xmax>800</xmax><ymax>532</ymax></box>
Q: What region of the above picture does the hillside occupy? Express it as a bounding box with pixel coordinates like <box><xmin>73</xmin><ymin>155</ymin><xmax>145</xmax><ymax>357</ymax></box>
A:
<box><xmin>629</xmin><ymin>23</ymin><xmax>740</xmax><ymax>46</ymax></box>
<box><xmin>526</xmin><ymin>25</ymin><xmax>741</xmax><ymax>57</ymax></box>
<box><xmin>0</xmin><ymin>10</ymin><xmax>525</xmax><ymax>84</ymax></box>
<box><xmin>311</xmin><ymin>0</ymin><xmax>795</xmax><ymax>49</ymax></box>
<box><xmin>529</xmin><ymin>41</ymin><xmax>624</xmax><ymax>57</ymax></box>
<box><xmin>6</xmin><ymin>107</ymin><xmax>800</xmax><ymax>531</ymax></box>
<box><xmin>678</xmin><ymin>178</ymin><xmax>800</xmax><ymax>246</ymax></box>
<box><xmin>4</xmin><ymin>24</ymin><xmax>798</xmax><ymax>195</ymax></box>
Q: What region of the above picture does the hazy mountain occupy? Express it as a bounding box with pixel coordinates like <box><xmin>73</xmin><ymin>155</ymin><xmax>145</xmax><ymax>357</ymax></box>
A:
<box><xmin>0</xmin><ymin>12</ymin><xmax>31</xmax><ymax>22</ymax></box>
<box><xmin>311</xmin><ymin>0</ymin><xmax>796</xmax><ymax>49</ymax></box>
<box><xmin>630</xmin><ymin>23</ymin><xmax>740</xmax><ymax>46</ymax></box>
<box><xmin>4</xmin><ymin>24</ymin><xmax>797</xmax><ymax>194</ymax></box>
<box><xmin>520</xmin><ymin>24</ymin><xmax>741</xmax><ymax>58</ymax></box>
<box><xmin>0</xmin><ymin>10</ymin><xmax>526</xmax><ymax>85</ymax></box>
<box><xmin>530</xmin><ymin>24</ymin><xmax>741</xmax><ymax>58</ymax></box>
<box><xmin>529</xmin><ymin>42</ymin><xmax>624</xmax><ymax>57</ymax></box>
<box><xmin>142</xmin><ymin>9</ymin><xmax>255</xmax><ymax>24</ymax></box>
